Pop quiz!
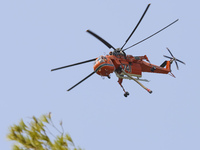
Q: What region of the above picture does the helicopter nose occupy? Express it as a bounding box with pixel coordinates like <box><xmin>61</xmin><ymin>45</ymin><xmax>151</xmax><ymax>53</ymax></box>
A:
<box><xmin>93</xmin><ymin>56</ymin><xmax>115</xmax><ymax>76</ymax></box>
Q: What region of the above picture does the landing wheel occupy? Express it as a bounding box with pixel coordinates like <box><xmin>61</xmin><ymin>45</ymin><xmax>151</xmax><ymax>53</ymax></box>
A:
<box><xmin>124</xmin><ymin>92</ymin><xmax>129</xmax><ymax>97</ymax></box>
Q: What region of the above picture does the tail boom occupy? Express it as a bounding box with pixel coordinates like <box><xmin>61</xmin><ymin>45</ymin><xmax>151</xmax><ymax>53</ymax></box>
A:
<box><xmin>140</xmin><ymin>61</ymin><xmax>171</xmax><ymax>74</ymax></box>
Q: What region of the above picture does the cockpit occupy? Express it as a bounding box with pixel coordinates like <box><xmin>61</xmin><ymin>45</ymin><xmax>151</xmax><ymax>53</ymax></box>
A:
<box><xmin>94</xmin><ymin>56</ymin><xmax>107</xmax><ymax>64</ymax></box>
<box><xmin>93</xmin><ymin>55</ymin><xmax>115</xmax><ymax>76</ymax></box>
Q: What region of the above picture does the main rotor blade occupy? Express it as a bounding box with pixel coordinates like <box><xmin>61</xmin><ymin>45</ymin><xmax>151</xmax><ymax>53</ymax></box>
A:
<box><xmin>67</xmin><ymin>71</ymin><xmax>96</xmax><ymax>91</ymax></box>
<box><xmin>121</xmin><ymin>3</ymin><xmax>151</xmax><ymax>50</ymax></box>
<box><xmin>51</xmin><ymin>58</ymin><xmax>96</xmax><ymax>71</ymax></box>
<box><xmin>123</xmin><ymin>19</ymin><xmax>179</xmax><ymax>51</ymax></box>
<box><xmin>86</xmin><ymin>30</ymin><xmax>116</xmax><ymax>50</ymax></box>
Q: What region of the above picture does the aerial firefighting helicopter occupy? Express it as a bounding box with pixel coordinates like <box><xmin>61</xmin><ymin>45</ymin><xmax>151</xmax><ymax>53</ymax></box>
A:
<box><xmin>51</xmin><ymin>4</ymin><xmax>185</xmax><ymax>97</ymax></box>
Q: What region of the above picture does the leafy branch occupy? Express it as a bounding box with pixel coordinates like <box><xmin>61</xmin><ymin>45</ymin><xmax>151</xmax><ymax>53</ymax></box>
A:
<box><xmin>7</xmin><ymin>112</ymin><xmax>82</xmax><ymax>150</ymax></box>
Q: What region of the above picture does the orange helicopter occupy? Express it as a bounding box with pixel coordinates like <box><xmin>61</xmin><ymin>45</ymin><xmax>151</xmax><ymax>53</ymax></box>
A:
<box><xmin>51</xmin><ymin>4</ymin><xmax>185</xmax><ymax>97</ymax></box>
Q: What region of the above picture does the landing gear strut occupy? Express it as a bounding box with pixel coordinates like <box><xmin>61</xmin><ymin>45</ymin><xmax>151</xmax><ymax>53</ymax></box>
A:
<box><xmin>118</xmin><ymin>78</ymin><xmax>130</xmax><ymax>97</ymax></box>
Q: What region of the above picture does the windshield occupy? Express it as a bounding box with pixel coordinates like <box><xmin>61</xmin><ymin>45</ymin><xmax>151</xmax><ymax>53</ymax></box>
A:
<box><xmin>95</xmin><ymin>56</ymin><xmax>106</xmax><ymax>64</ymax></box>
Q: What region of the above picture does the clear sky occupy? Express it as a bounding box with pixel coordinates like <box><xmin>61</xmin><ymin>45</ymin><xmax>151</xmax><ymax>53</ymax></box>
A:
<box><xmin>1</xmin><ymin>0</ymin><xmax>200</xmax><ymax>150</ymax></box>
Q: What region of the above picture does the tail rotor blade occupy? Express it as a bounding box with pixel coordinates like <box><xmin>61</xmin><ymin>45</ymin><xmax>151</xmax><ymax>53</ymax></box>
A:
<box><xmin>86</xmin><ymin>30</ymin><xmax>116</xmax><ymax>50</ymax></box>
<box><xmin>67</xmin><ymin>71</ymin><xmax>96</xmax><ymax>91</ymax></box>
<box><xmin>167</xmin><ymin>47</ymin><xmax>179</xmax><ymax>70</ymax></box>
<box><xmin>121</xmin><ymin>4</ymin><xmax>151</xmax><ymax>50</ymax></box>
<box><xmin>164</xmin><ymin>48</ymin><xmax>185</xmax><ymax>70</ymax></box>
<box><xmin>175</xmin><ymin>60</ymin><xmax>179</xmax><ymax>70</ymax></box>
<box><xmin>163</xmin><ymin>55</ymin><xmax>173</xmax><ymax>59</ymax></box>
<box><xmin>176</xmin><ymin>59</ymin><xmax>185</xmax><ymax>65</ymax></box>
<box><xmin>51</xmin><ymin>58</ymin><xmax>96</xmax><ymax>71</ymax></box>
<box><xmin>166</xmin><ymin>47</ymin><xmax>174</xmax><ymax>57</ymax></box>
<box><xmin>166</xmin><ymin>47</ymin><xmax>186</xmax><ymax>65</ymax></box>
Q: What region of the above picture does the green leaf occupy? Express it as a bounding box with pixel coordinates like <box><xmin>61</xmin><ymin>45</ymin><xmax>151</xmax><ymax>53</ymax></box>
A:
<box><xmin>65</xmin><ymin>134</ymin><xmax>74</xmax><ymax>144</ymax></box>
<box><xmin>19</xmin><ymin>119</ymin><xmax>27</xmax><ymax>130</ymax></box>
<box><xmin>13</xmin><ymin>125</ymin><xmax>22</xmax><ymax>133</ymax></box>
<box><xmin>48</xmin><ymin>112</ymin><xmax>52</xmax><ymax>120</ymax></box>
<box><xmin>12</xmin><ymin>144</ymin><xmax>21</xmax><ymax>150</ymax></box>
<box><xmin>32</xmin><ymin>116</ymin><xmax>38</xmax><ymax>123</ymax></box>
<box><xmin>40</xmin><ymin>115</ymin><xmax>49</xmax><ymax>124</ymax></box>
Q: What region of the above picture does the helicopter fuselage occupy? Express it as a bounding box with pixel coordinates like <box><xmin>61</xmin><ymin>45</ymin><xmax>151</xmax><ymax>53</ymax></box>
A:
<box><xmin>93</xmin><ymin>53</ymin><xmax>171</xmax><ymax>79</ymax></box>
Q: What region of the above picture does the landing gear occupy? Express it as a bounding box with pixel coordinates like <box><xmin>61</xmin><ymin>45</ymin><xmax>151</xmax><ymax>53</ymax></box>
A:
<box><xmin>124</xmin><ymin>92</ymin><xmax>129</xmax><ymax>97</ymax></box>
<box><xmin>118</xmin><ymin>78</ymin><xmax>130</xmax><ymax>97</ymax></box>
<box><xmin>117</xmin><ymin>68</ymin><xmax>152</xmax><ymax>97</ymax></box>
<box><xmin>121</xmin><ymin>69</ymin><xmax>153</xmax><ymax>94</ymax></box>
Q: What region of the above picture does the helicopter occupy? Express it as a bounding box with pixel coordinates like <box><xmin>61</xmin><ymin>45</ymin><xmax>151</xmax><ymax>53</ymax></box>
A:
<box><xmin>51</xmin><ymin>4</ymin><xmax>185</xmax><ymax>97</ymax></box>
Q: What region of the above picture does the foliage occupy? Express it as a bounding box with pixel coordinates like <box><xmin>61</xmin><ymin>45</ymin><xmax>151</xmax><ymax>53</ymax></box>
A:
<box><xmin>7</xmin><ymin>112</ymin><xmax>82</xmax><ymax>150</ymax></box>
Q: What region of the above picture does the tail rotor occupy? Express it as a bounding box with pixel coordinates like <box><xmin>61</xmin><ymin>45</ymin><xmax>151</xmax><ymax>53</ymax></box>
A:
<box><xmin>163</xmin><ymin>47</ymin><xmax>185</xmax><ymax>70</ymax></box>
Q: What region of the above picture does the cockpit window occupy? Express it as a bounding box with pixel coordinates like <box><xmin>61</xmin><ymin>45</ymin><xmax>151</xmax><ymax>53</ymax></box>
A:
<box><xmin>95</xmin><ymin>56</ymin><xmax>105</xmax><ymax>63</ymax></box>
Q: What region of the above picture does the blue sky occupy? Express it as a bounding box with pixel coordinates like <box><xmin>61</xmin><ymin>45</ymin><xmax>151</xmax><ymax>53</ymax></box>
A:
<box><xmin>1</xmin><ymin>0</ymin><xmax>200</xmax><ymax>150</ymax></box>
